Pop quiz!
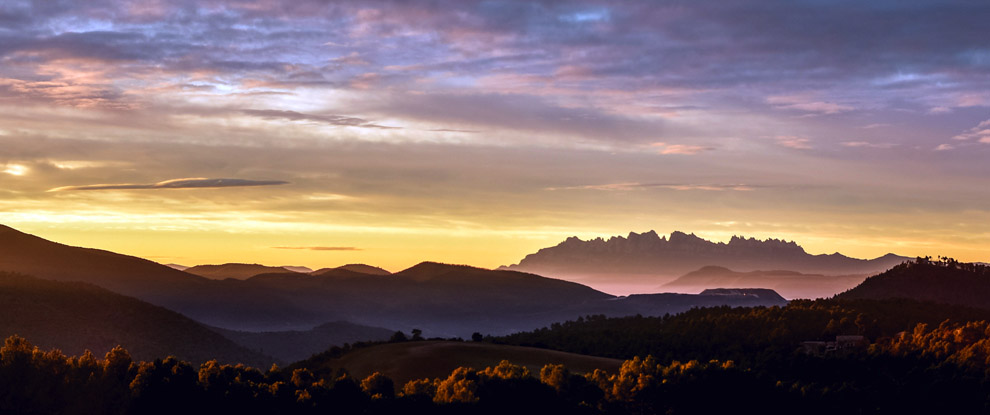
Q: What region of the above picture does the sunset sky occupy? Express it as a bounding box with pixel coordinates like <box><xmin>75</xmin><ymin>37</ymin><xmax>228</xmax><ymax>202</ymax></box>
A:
<box><xmin>1</xmin><ymin>0</ymin><xmax>989</xmax><ymax>270</ymax></box>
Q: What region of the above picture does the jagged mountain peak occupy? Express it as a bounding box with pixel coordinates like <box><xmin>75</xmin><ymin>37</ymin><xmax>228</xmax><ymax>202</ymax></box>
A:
<box><xmin>505</xmin><ymin>230</ymin><xmax>910</xmax><ymax>295</ymax></box>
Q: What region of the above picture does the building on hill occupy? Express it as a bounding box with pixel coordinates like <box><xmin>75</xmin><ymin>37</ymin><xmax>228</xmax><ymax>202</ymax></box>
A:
<box><xmin>801</xmin><ymin>335</ymin><xmax>868</xmax><ymax>356</ymax></box>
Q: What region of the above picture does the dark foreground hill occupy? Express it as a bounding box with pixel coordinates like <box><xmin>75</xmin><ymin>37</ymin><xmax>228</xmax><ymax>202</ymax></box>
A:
<box><xmin>0</xmin><ymin>272</ymin><xmax>272</xmax><ymax>366</ymax></box>
<box><xmin>503</xmin><ymin>230</ymin><xmax>907</xmax><ymax>294</ymax></box>
<box><xmin>293</xmin><ymin>340</ymin><xmax>623</xmax><ymax>390</ymax></box>
<box><xmin>0</xmin><ymin>224</ymin><xmax>322</xmax><ymax>330</ymax></box>
<box><xmin>836</xmin><ymin>259</ymin><xmax>990</xmax><ymax>309</ymax></box>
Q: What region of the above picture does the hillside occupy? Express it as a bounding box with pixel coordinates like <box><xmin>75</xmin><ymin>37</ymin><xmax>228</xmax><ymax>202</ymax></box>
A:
<box><xmin>294</xmin><ymin>340</ymin><xmax>622</xmax><ymax>389</ymax></box>
<box><xmin>502</xmin><ymin>231</ymin><xmax>907</xmax><ymax>294</ymax></box>
<box><xmin>663</xmin><ymin>266</ymin><xmax>869</xmax><ymax>299</ymax></box>
<box><xmin>212</xmin><ymin>321</ymin><xmax>395</xmax><ymax>363</ymax></box>
<box><xmin>0</xmin><ymin>271</ymin><xmax>272</xmax><ymax>366</ymax></box>
<box><xmin>837</xmin><ymin>259</ymin><xmax>990</xmax><ymax>309</ymax></box>
<box><xmin>184</xmin><ymin>263</ymin><xmax>299</xmax><ymax>280</ymax></box>
<box><xmin>312</xmin><ymin>264</ymin><xmax>391</xmax><ymax>276</ymax></box>
<box><xmin>0</xmin><ymin>224</ymin><xmax>208</xmax><ymax>293</ymax></box>
<box><xmin>239</xmin><ymin>262</ymin><xmax>616</xmax><ymax>336</ymax></box>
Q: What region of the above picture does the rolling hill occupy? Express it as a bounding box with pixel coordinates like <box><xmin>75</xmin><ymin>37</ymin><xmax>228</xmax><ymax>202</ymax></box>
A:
<box><xmin>663</xmin><ymin>266</ymin><xmax>869</xmax><ymax>299</ymax></box>
<box><xmin>312</xmin><ymin>264</ymin><xmax>391</xmax><ymax>276</ymax></box>
<box><xmin>184</xmin><ymin>263</ymin><xmax>300</xmax><ymax>280</ymax></box>
<box><xmin>0</xmin><ymin>224</ymin><xmax>324</xmax><ymax>330</ymax></box>
<box><xmin>502</xmin><ymin>231</ymin><xmax>908</xmax><ymax>294</ymax></box>
<box><xmin>836</xmin><ymin>259</ymin><xmax>990</xmax><ymax>309</ymax></box>
<box><xmin>0</xmin><ymin>271</ymin><xmax>272</xmax><ymax>366</ymax></box>
<box><xmin>293</xmin><ymin>340</ymin><xmax>623</xmax><ymax>389</ymax></box>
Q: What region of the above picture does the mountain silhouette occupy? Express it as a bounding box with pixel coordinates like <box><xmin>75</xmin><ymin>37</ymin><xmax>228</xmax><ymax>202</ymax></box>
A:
<box><xmin>0</xmin><ymin>224</ymin><xmax>322</xmax><ymax>330</ymax></box>
<box><xmin>502</xmin><ymin>230</ymin><xmax>908</xmax><ymax>294</ymax></box>
<box><xmin>0</xmin><ymin>224</ymin><xmax>793</xmax><ymax>338</ymax></box>
<box><xmin>836</xmin><ymin>259</ymin><xmax>990</xmax><ymax>309</ymax></box>
<box><xmin>0</xmin><ymin>271</ymin><xmax>271</xmax><ymax>366</ymax></box>
<box><xmin>312</xmin><ymin>264</ymin><xmax>391</xmax><ymax>276</ymax></box>
<box><xmin>663</xmin><ymin>266</ymin><xmax>869</xmax><ymax>299</ymax></box>
<box><xmin>185</xmin><ymin>263</ymin><xmax>301</xmax><ymax>280</ymax></box>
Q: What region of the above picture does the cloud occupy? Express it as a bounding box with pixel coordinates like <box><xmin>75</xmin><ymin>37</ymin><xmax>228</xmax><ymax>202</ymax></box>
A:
<box><xmin>48</xmin><ymin>178</ymin><xmax>289</xmax><ymax>192</ymax></box>
<box><xmin>841</xmin><ymin>141</ymin><xmax>896</xmax><ymax>149</ymax></box>
<box><xmin>860</xmin><ymin>123</ymin><xmax>891</xmax><ymax>129</ymax></box>
<box><xmin>428</xmin><ymin>128</ymin><xmax>482</xmax><ymax>133</ymax></box>
<box><xmin>653</xmin><ymin>143</ymin><xmax>715</xmax><ymax>155</ymax></box>
<box><xmin>774</xmin><ymin>136</ymin><xmax>812</xmax><ymax>150</ymax></box>
<box><xmin>951</xmin><ymin>119</ymin><xmax>990</xmax><ymax>142</ymax></box>
<box><xmin>548</xmin><ymin>182</ymin><xmax>755</xmax><ymax>192</ymax></box>
<box><xmin>766</xmin><ymin>95</ymin><xmax>853</xmax><ymax>115</ymax></box>
<box><xmin>241</xmin><ymin>110</ymin><xmax>399</xmax><ymax>129</ymax></box>
<box><xmin>272</xmin><ymin>246</ymin><xmax>362</xmax><ymax>251</ymax></box>
<box><xmin>2</xmin><ymin>164</ymin><xmax>28</xmax><ymax>176</ymax></box>
<box><xmin>935</xmin><ymin>143</ymin><xmax>955</xmax><ymax>151</ymax></box>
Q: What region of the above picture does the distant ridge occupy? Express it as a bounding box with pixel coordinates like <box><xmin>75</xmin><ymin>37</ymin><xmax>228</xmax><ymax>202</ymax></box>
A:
<box><xmin>663</xmin><ymin>266</ymin><xmax>869</xmax><ymax>299</ymax></box>
<box><xmin>311</xmin><ymin>264</ymin><xmax>391</xmax><ymax>276</ymax></box>
<box><xmin>185</xmin><ymin>263</ymin><xmax>299</xmax><ymax>280</ymax></box>
<box><xmin>502</xmin><ymin>230</ymin><xmax>909</xmax><ymax>294</ymax></box>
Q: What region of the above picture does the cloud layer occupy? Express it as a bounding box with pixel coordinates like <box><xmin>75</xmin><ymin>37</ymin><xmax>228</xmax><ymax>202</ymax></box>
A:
<box><xmin>49</xmin><ymin>178</ymin><xmax>289</xmax><ymax>192</ymax></box>
<box><xmin>1</xmin><ymin>1</ymin><xmax>989</xmax><ymax>268</ymax></box>
<box><xmin>273</xmin><ymin>246</ymin><xmax>362</xmax><ymax>251</ymax></box>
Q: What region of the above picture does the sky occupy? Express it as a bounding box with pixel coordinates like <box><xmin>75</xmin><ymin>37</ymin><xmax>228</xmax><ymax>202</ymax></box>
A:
<box><xmin>1</xmin><ymin>0</ymin><xmax>989</xmax><ymax>271</ymax></box>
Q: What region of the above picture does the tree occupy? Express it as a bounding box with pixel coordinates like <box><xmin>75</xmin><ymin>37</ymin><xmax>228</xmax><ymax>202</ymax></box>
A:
<box><xmin>361</xmin><ymin>372</ymin><xmax>395</xmax><ymax>399</ymax></box>
<box><xmin>390</xmin><ymin>331</ymin><xmax>408</xmax><ymax>343</ymax></box>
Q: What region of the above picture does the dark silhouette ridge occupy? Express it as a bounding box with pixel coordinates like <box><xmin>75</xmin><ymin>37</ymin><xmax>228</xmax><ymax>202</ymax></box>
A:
<box><xmin>663</xmin><ymin>265</ymin><xmax>870</xmax><ymax>299</ymax></box>
<box><xmin>184</xmin><ymin>263</ymin><xmax>301</xmax><ymax>280</ymax></box>
<box><xmin>0</xmin><ymin>224</ymin><xmax>791</xmax><ymax>338</ymax></box>
<box><xmin>502</xmin><ymin>230</ymin><xmax>909</xmax><ymax>292</ymax></box>
<box><xmin>0</xmin><ymin>271</ymin><xmax>272</xmax><ymax>366</ymax></box>
<box><xmin>836</xmin><ymin>258</ymin><xmax>990</xmax><ymax>309</ymax></box>
<box><xmin>0</xmin><ymin>224</ymin><xmax>325</xmax><ymax>330</ymax></box>
<box><xmin>311</xmin><ymin>264</ymin><xmax>391</xmax><ymax>276</ymax></box>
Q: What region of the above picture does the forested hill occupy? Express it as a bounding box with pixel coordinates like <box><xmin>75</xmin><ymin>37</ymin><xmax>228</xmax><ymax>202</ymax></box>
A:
<box><xmin>836</xmin><ymin>258</ymin><xmax>990</xmax><ymax>309</ymax></box>
<box><xmin>491</xmin><ymin>298</ymin><xmax>990</xmax><ymax>363</ymax></box>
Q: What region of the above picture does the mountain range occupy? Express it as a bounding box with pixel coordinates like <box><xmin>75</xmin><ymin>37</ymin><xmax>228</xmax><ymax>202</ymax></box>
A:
<box><xmin>184</xmin><ymin>263</ymin><xmax>304</xmax><ymax>280</ymax></box>
<box><xmin>502</xmin><ymin>231</ymin><xmax>909</xmax><ymax>295</ymax></box>
<box><xmin>0</xmin><ymin>224</ymin><xmax>790</xmax><ymax>344</ymax></box>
